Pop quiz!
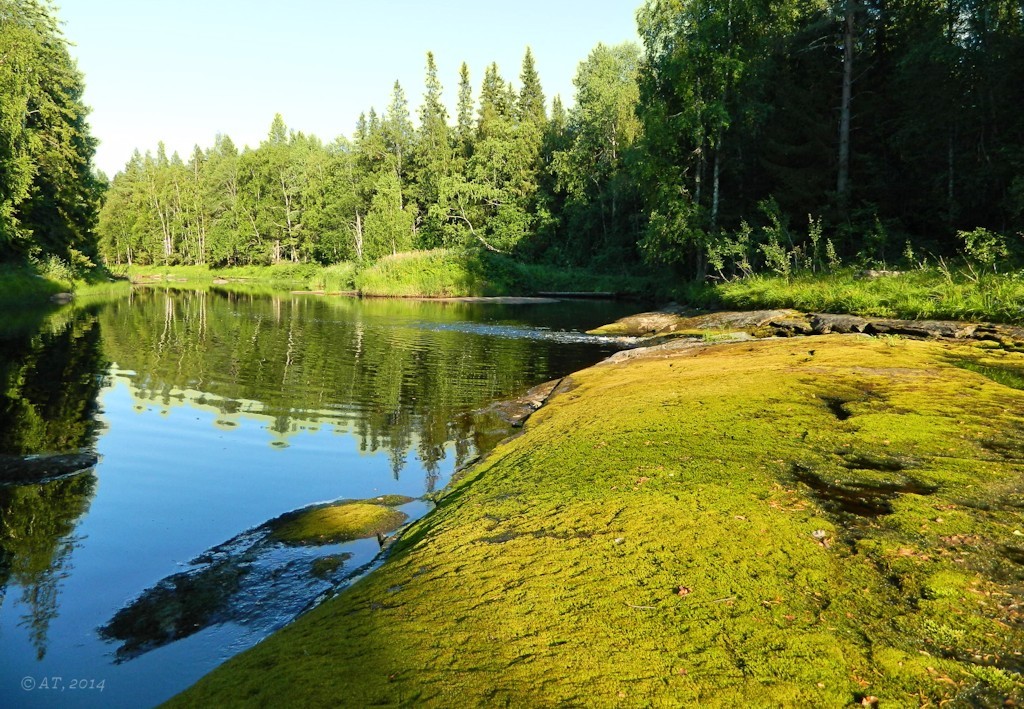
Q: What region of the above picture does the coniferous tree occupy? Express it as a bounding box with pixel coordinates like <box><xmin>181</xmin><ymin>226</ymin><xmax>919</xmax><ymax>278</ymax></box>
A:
<box><xmin>1</xmin><ymin>0</ymin><xmax>102</xmax><ymax>266</ymax></box>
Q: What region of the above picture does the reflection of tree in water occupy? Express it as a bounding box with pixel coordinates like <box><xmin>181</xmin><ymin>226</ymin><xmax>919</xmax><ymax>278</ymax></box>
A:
<box><xmin>0</xmin><ymin>307</ymin><xmax>106</xmax><ymax>659</ymax></box>
<box><xmin>101</xmin><ymin>288</ymin><xmax>569</xmax><ymax>485</ymax></box>
<box><xmin>0</xmin><ymin>474</ymin><xmax>96</xmax><ymax>659</ymax></box>
<box><xmin>0</xmin><ymin>311</ymin><xmax>106</xmax><ymax>455</ymax></box>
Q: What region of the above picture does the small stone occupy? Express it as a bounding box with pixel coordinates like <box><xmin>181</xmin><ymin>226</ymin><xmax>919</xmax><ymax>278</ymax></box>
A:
<box><xmin>613</xmin><ymin>537</ymin><xmax>625</xmax><ymax>545</ymax></box>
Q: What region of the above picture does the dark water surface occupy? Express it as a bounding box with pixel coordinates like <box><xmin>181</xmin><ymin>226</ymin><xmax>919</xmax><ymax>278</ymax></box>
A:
<box><xmin>0</xmin><ymin>288</ymin><xmax>639</xmax><ymax>708</ymax></box>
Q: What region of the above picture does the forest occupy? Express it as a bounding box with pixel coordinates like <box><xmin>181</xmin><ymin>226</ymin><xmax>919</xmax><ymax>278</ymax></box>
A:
<box><xmin>0</xmin><ymin>0</ymin><xmax>102</xmax><ymax>274</ymax></box>
<box><xmin>2</xmin><ymin>0</ymin><xmax>1023</xmax><ymax>283</ymax></box>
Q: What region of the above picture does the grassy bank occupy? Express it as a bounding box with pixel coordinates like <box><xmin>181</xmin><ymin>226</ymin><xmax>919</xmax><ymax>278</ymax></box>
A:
<box><xmin>171</xmin><ymin>335</ymin><xmax>1024</xmax><ymax>706</ymax></box>
<box><xmin>685</xmin><ymin>268</ymin><xmax>1024</xmax><ymax>324</ymax></box>
<box><xmin>113</xmin><ymin>250</ymin><xmax>659</xmax><ymax>299</ymax></box>
<box><xmin>0</xmin><ymin>262</ymin><xmax>131</xmax><ymax>307</ymax></box>
<box><xmin>0</xmin><ymin>263</ymin><xmax>73</xmax><ymax>305</ymax></box>
<box><xmin>116</xmin><ymin>262</ymin><xmax>357</xmax><ymax>292</ymax></box>
<box><xmin>354</xmin><ymin>249</ymin><xmax>656</xmax><ymax>298</ymax></box>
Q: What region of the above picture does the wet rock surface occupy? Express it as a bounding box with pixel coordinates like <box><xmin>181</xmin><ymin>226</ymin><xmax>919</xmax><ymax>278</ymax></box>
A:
<box><xmin>475</xmin><ymin>377</ymin><xmax>570</xmax><ymax>428</ymax></box>
<box><xmin>590</xmin><ymin>305</ymin><xmax>1024</xmax><ymax>348</ymax></box>
<box><xmin>0</xmin><ymin>451</ymin><xmax>98</xmax><ymax>485</ymax></box>
<box><xmin>100</xmin><ymin>496</ymin><xmax>412</xmax><ymax>661</ymax></box>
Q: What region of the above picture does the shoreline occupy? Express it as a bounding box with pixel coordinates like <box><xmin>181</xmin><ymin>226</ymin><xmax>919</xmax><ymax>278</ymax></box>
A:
<box><xmin>167</xmin><ymin>318</ymin><xmax>1024</xmax><ymax>706</ymax></box>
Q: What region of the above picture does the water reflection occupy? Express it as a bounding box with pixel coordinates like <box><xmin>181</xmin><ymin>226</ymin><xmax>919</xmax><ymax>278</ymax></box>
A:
<box><xmin>0</xmin><ymin>306</ymin><xmax>107</xmax><ymax>660</ymax></box>
<box><xmin>0</xmin><ymin>474</ymin><xmax>95</xmax><ymax>660</ymax></box>
<box><xmin>98</xmin><ymin>288</ymin><xmax>598</xmax><ymax>482</ymax></box>
<box><xmin>0</xmin><ymin>288</ymin><xmax>635</xmax><ymax>706</ymax></box>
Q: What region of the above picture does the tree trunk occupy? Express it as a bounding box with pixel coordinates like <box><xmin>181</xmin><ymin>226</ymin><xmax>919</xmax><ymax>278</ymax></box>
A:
<box><xmin>837</xmin><ymin>0</ymin><xmax>855</xmax><ymax>211</ymax></box>
<box><xmin>354</xmin><ymin>212</ymin><xmax>364</xmax><ymax>261</ymax></box>
<box><xmin>947</xmin><ymin>130</ymin><xmax>955</xmax><ymax>226</ymax></box>
<box><xmin>711</xmin><ymin>147</ymin><xmax>721</xmax><ymax>231</ymax></box>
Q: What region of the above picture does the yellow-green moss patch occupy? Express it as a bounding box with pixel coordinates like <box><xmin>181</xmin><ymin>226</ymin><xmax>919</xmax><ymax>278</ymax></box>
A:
<box><xmin>271</xmin><ymin>503</ymin><xmax>408</xmax><ymax>545</ymax></box>
<box><xmin>170</xmin><ymin>335</ymin><xmax>1024</xmax><ymax>707</ymax></box>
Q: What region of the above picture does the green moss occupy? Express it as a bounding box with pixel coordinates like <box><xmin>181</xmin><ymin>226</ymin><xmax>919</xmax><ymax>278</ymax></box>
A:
<box><xmin>170</xmin><ymin>336</ymin><xmax>1024</xmax><ymax>707</ymax></box>
<box><xmin>310</xmin><ymin>554</ymin><xmax>351</xmax><ymax>580</ymax></box>
<box><xmin>270</xmin><ymin>502</ymin><xmax>408</xmax><ymax>545</ymax></box>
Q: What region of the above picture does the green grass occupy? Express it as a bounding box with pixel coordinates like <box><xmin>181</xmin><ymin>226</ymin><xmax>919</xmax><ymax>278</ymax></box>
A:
<box><xmin>353</xmin><ymin>249</ymin><xmax>508</xmax><ymax>297</ymax></box>
<box><xmin>683</xmin><ymin>268</ymin><xmax>1024</xmax><ymax>324</ymax></box>
<box><xmin>309</xmin><ymin>263</ymin><xmax>358</xmax><ymax>292</ymax></box>
<box><xmin>170</xmin><ymin>335</ymin><xmax>1024</xmax><ymax>707</ymax></box>
<box><xmin>119</xmin><ymin>262</ymin><xmax>336</xmax><ymax>289</ymax></box>
<box><xmin>0</xmin><ymin>262</ymin><xmax>72</xmax><ymax>305</ymax></box>
<box><xmin>354</xmin><ymin>248</ymin><xmax>660</xmax><ymax>298</ymax></box>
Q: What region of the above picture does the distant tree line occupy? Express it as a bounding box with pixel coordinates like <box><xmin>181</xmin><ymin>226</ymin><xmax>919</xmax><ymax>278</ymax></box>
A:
<box><xmin>97</xmin><ymin>45</ymin><xmax>646</xmax><ymax>270</ymax></box>
<box><xmin>4</xmin><ymin>0</ymin><xmax>1023</xmax><ymax>280</ymax></box>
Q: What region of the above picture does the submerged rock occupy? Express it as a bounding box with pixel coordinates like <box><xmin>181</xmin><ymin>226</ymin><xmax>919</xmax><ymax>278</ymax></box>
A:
<box><xmin>0</xmin><ymin>451</ymin><xmax>98</xmax><ymax>485</ymax></box>
<box><xmin>476</xmin><ymin>377</ymin><xmax>568</xmax><ymax>428</ymax></box>
<box><xmin>270</xmin><ymin>502</ymin><xmax>408</xmax><ymax>545</ymax></box>
<box><xmin>100</xmin><ymin>496</ymin><xmax>410</xmax><ymax>661</ymax></box>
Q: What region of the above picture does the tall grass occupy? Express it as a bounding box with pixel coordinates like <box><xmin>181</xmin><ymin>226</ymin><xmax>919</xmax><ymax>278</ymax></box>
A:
<box><xmin>0</xmin><ymin>263</ymin><xmax>71</xmax><ymax>306</ymax></box>
<box><xmin>354</xmin><ymin>249</ymin><xmax>662</xmax><ymax>298</ymax></box>
<box><xmin>685</xmin><ymin>268</ymin><xmax>1024</xmax><ymax>324</ymax></box>
<box><xmin>353</xmin><ymin>250</ymin><xmax>503</xmax><ymax>297</ymax></box>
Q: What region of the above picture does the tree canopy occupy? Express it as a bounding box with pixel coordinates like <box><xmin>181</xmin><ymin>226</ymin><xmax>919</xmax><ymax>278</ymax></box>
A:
<box><xmin>95</xmin><ymin>3</ymin><xmax>1024</xmax><ymax>278</ymax></box>
<box><xmin>0</xmin><ymin>0</ymin><xmax>102</xmax><ymax>269</ymax></box>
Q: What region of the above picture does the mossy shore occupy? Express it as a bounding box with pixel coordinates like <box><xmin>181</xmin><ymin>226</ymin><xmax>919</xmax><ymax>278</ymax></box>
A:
<box><xmin>169</xmin><ymin>333</ymin><xmax>1024</xmax><ymax>707</ymax></box>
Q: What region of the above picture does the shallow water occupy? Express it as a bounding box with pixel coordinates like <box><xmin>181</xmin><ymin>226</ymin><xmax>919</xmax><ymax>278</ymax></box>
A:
<box><xmin>0</xmin><ymin>288</ymin><xmax>639</xmax><ymax>708</ymax></box>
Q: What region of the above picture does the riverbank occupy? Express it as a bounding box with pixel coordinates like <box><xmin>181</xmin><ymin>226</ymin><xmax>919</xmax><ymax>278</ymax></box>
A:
<box><xmin>0</xmin><ymin>263</ymin><xmax>75</xmax><ymax>305</ymax></box>
<box><xmin>114</xmin><ymin>249</ymin><xmax>658</xmax><ymax>299</ymax></box>
<box><xmin>687</xmin><ymin>268</ymin><xmax>1024</xmax><ymax>325</ymax></box>
<box><xmin>169</xmin><ymin>328</ymin><xmax>1024</xmax><ymax>706</ymax></box>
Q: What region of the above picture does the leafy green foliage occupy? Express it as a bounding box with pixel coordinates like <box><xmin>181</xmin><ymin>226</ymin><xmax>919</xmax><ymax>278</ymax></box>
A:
<box><xmin>89</xmin><ymin>2</ymin><xmax>1024</xmax><ymax>290</ymax></box>
<box><xmin>0</xmin><ymin>0</ymin><xmax>101</xmax><ymax>266</ymax></box>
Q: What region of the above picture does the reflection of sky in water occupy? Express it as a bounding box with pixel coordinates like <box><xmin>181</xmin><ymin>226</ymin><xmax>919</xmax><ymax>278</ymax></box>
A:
<box><xmin>1</xmin><ymin>380</ymin><xmax>440</xmax><ymax>709</ymax></box>
<box><xmin>0</xmin><ymin>294</ymin><xmax>639</xmax><ymax>708</ymax></box>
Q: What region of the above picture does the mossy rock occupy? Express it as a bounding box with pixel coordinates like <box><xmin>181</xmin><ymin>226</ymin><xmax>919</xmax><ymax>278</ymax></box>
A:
<box><xmin>171</xmin><ymin>335</ymin><xmax>1024</xmax><ymax>707</ymax></box>
<box><xmin>271</xmin><ymin>502</ymin><xmax>408</xmax><ymax>545</ymax></box>
<box><xmin>367</xmin><ymin>494</ymin><xmax>416</xmax><ymax>507</ymax></box>
<box><xmin>310</xmin><ymin>554</ymin><xmax>351</xmax><ymax>579</ymax></box>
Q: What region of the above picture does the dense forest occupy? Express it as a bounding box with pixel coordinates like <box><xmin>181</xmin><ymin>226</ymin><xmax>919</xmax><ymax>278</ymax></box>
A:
<box><xmin>0</xmin><ymin>0</ymin><xmax>102</xmax><ymax>272</ymax></box>
<box><xmin>3</xmin><ymin>0</ymin><xmax>1023</xmax><ymax>281</ymax></box>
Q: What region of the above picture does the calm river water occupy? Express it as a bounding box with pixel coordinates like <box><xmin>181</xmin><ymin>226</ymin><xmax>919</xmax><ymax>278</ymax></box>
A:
<box><xmin>0</xmin><ymin>287</ymin><xmax>638</xmax><ymax>708</ymax></box>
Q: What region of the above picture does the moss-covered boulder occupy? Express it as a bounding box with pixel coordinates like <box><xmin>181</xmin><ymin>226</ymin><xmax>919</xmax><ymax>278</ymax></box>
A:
<box><xmin>270</xmin><ymin>500</ymin><xmax>409</xmax><ymax>545</ymax></box>
<box><xmin>170</xmin><ymin>335</ymin><xmax>1024</xmax><ymax>707</ymax></box>
<box><xmin>587</xmin><ymin>308</ymin><xmax>796</xmax><ymax>336</ymax></box>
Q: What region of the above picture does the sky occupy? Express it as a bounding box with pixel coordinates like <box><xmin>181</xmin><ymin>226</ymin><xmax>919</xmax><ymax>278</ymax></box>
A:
<box><xmin>54</xmin><ymin>0</ymin><xmax>642</xmax><ymax>176</ymax></box>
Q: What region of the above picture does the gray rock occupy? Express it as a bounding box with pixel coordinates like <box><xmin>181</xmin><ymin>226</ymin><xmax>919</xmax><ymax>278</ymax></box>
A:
<box><xmin>865</xmin><ymin>319</ymin><xmax>977</xmax><ymax>339</ymax></box>
<box><xmin>0</xmin><ymin>451</ymin><xmax>98</xmax><ymax>485</ymax></box>
<box><xmin>809</xmin><ymin>313</ymin><xmax>871</xmax><ymax>334</ymax></box>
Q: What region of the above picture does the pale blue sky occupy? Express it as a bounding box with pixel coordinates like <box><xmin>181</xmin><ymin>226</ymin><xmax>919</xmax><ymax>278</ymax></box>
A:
<box><xmin>54</xmin><ymin>0</ymin><xmax>642</xmax><ymax>176</ymax></box>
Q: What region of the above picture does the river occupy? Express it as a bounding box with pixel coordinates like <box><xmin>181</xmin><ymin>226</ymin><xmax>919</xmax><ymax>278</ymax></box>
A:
<box><xmin>0</xmin><ymin>287</ymin><xmax>639</xmax><ymax>708</ymax></box>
